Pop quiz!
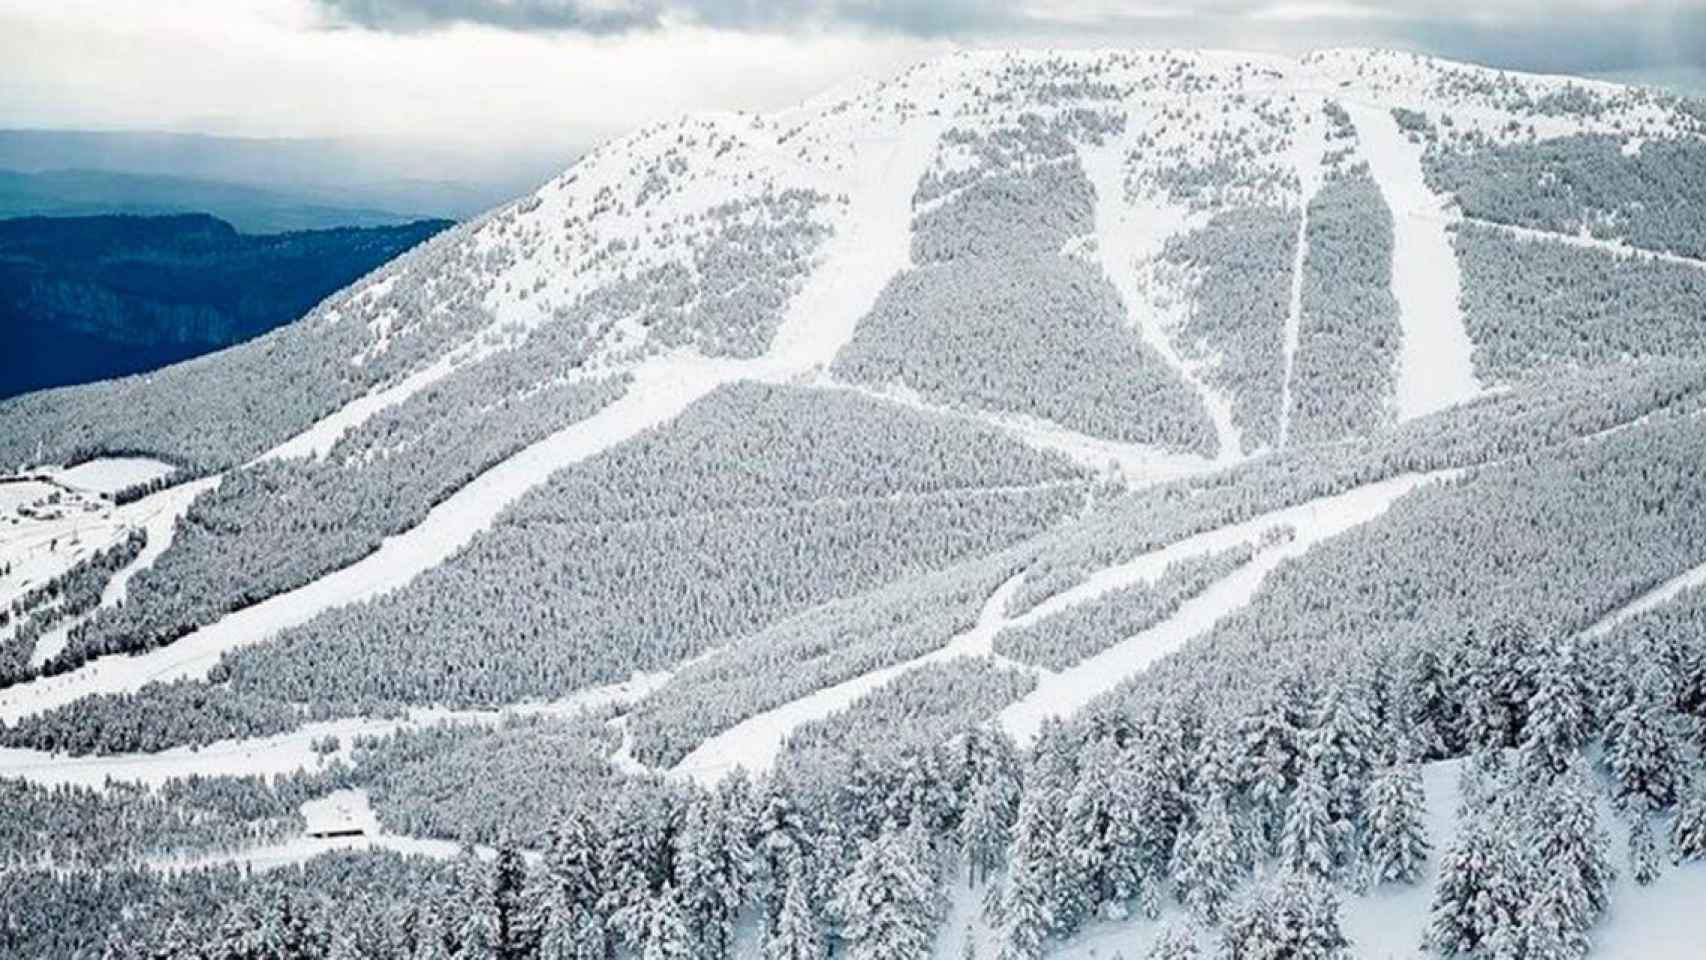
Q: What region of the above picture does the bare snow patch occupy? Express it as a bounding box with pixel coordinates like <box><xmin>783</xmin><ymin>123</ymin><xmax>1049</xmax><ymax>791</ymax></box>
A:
<box><xmin>52</xmin><ymin>458</ymin><xmax>176</xmax><ymax>495</ymax></box>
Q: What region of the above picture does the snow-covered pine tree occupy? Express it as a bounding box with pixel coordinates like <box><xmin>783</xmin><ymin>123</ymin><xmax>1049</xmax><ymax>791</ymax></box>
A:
<box><xmin>1238</xmin><ymin>679</ymin><xmax>1306</xmax><ymax>856</ymax></box>
<box><xmin>962</xmin><ymin>773</ymin><xmax>1011</xmax><ymax>888</ymax></box>
<box><xmin>1361</xmin><ymin>764</ymin><xmax>1429</xmax><ymax>886</ymax></box>
<box><xmin>1603</xmin><ymin>664</ymin><xmax>1684</xmax><ymax>813</ymax></box>
<box><xmin>1672</xmin><ymin>773</ymin><xmax>1706</xmax><ymax>863</ymax></box>
<box><xmin>765</xmin><ymin>859</ymin><xmax>825</xmax><ymax>960</ymax></box>
<box><xmin>1063</xmin><ymin>736</ymin><xmax>1121</xmax><ymax>919</ymax></box>
<box><xmin>1219</xmin><ymin>872</ymin><xmax>1350</xmax><ymax>960</ymax></box>
<box><xmin>1281</xmin><ymin>759</ymin><xmax>1338</xmax><ymax>881</ymax></box>
<box><xmin>834</xmin><ymin>819</ymin><xmax>943</xmax><ymax>960</ymax></box>
<box><xmin>1426</xmin><ymin>809</ymin><xmax>1526</xmax><ymax>956</ymax></box>
<box><xmin>413</xmin><ymin>905</ymin><xmax>452</xmax><ymax>960</ymax></box>
<box><xmin>1170</xmin><ymin>791</ymin><xmax>1243</xmax><ymax>924</ymax></box>
<box><xmin>1628</xmin><ymin>810</ymin><xmax>1662</xmax><ymax>887</ymax></box>
<box><xmin>1518</xmin><ymin>641</ymin><xmax>1588</xmax><ymax>784</ymax></box>
<box><xmin>454</xmin><ymin>850</ymin><xmax>500</xmax><ymax>960</ymax></box>
<box><xmin>1146</xmin><ymin>921</ymin><xmax>1200</xmax><ymax>960</ymax></box>
<box><xmin>994</xmin><ymin>795</ymin><xmax>1055</xmax><ymax>960</ymax></box>
<box><xmin>638</xmin><ymin>887</ymin><xmax>695</xmax><ymax>960</ymax></box>
<box><xmin>1527</xmin><ymin>767</ymin><xmax>1615</xmax><ymax>931</ymax></box>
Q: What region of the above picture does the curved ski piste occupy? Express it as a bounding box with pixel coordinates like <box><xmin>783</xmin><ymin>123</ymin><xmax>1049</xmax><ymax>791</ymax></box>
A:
<box><xmin>672</xmin><ymin>469</ymin><xmax>1455</xmax><ymax>784</ymax></box>
<box><xmin>670</xmin><ymin>573</ymin><xmax>1028</xmax><ymax>787</ymax></box>
<box><xmin>0</xmin><ymin>115</ymin><xmax>942</xmax><ymax>728</ymax></box>
<box><xmin>1342</xmin><ymin>99</ymin><xmax>1482</xmax><ymax>422</ymax></box>
<box><xmin>996</xmin><ymin>469</ymin><xmax>1458</xmax><ymax>748</ymax></box>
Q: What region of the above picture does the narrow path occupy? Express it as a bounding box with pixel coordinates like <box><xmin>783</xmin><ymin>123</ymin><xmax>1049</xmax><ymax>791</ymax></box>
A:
<box><xmin>1457</xmin><ymin>213</ymin><xmax>1706</xmax><ymax>273</ymax></box>
<box><xmin>996</xmin><ymin>470</ymin><xmax>1457</xmax><ymax>747</ymax></box>
<box><xmin>1581</xmin><ymin>556</ymin><xmax>1706</xmax><ymax>641</ymax></box>
<box><xmin>1342</xmin><ymin>100</ymin><xmax>1481</xmax><ymax>421</ymax></box>
<box><xmin>670</xmin><ymin>573</ymin><xmax>1027</xmax><ymax>787</ymax></box>
<box><xmin>1278</xmin><ymin>94</ymin><xmax>1325</xmax><ymax>449</ymax></box>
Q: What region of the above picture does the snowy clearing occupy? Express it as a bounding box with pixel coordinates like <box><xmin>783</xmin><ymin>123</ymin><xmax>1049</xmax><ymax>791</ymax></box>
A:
<box><xmin>997</xmin><ymin>470</ymin><xmax>1457</xmax><ymax>747</ymax></box>
<box><xmin>1343</xmin><ymin>99</ymin><xmax>1482</xmax><ymax>423</ymax></box>
<box><xmin>51</xmin><ymin>457</ymin><xmax>177</xmax><ymax>495</ymax></box>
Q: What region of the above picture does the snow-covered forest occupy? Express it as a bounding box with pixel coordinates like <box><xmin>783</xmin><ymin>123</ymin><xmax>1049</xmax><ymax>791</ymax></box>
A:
<box><xmin>3</xmin><ymin>46</ymin><xmax>1706</xmax><ymax>960</ymax></box>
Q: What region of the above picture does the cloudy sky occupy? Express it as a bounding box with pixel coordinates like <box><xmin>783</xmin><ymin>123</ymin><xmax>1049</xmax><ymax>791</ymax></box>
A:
<box><xmin>3</xmin><ymin>0</ymin><xmax>1703</xmax><ymax>167</ymax></box>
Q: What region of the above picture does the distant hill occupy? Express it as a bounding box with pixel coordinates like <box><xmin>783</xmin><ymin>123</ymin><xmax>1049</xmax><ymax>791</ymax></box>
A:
<box><xmin>0</xmin><ymin>169</ymin><xmax>428</xmax><ymax>234</ymax></box>
<box><xmin>0</xmin><ymin>212</ymin><xmax>451</xmax><ymax>398</ymax></box>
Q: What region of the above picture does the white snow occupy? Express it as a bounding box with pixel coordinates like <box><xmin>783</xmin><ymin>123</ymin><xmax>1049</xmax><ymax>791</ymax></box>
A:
<box><xmin>1342</xmin><ymin>99</ymin><xmax>1482</xmax><ymax>423</ymax></box>
<box><xmin>257</xmin><ymin>352</ymin><xmax>472</xmax><ymax>463</ymax></box>
<box><xmin>1581</xmin><ymin>557</ymin><xmax>1706</xmax><ymax>641</ymax></box>
<box><xmin>1278</xmin><ymin>95</ymin><xmax>1326</xmax><ymax>449</ymax></box>
<box><xmin>51</xmin><ymin>457</ymin><xmax>176</xmax><ymax>495</ymax></box>
<box><xmin>998</xmin><ymin>470</ymin><xmax>1457</xmax><ymax>747</ymax></box>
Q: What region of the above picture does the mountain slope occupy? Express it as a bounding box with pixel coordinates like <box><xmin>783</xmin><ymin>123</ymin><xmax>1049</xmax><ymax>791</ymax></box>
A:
<box><xmin>2</xmin><ymin>48</ymin><xmax>1706</xmax><ymax>960</ymax></box>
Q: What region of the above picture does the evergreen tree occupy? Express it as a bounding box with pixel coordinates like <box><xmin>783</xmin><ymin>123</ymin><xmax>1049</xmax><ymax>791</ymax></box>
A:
<box><xmin>834</xmin><ymin>819</ymin><xmax>942</xmax><ymax>960</ymax></box>
<box><xmin>1361</xmin><ymin>764</ymin><xmax>1430</xmax><ymax>886</ymax></box>
<box><xmin>1147</xmin><ymin>922</ymin><xmax>1200</xmax><ymax>960</ymax></box>
<box><xmin>1281</xmin><ymin>760</ymin><xmax>1337</xmax><ymax>881</ymax></box>
<box><xmin>765</xmin><ymin>859</ymin><xmax>824</xmax><ymax>960</ymax></box>
<box><xmin>1238</xmin><ymin>679</ymin><xmax>1306</xmax><ymax>855</ymax></box>
<box><xmin>637</xmin><ymin>887</ymin><xmax>694</xmax><ymax>960</ymax></box>
<box><xmin>1170</xmin><ymin>792</ymin><xmax>1243</xmax><ymax>924</ymax></box>
<box><xmin>1427</xmin><ymin>813</ymin><xmax>1526</xmax><ymax>956</ymax></box>
<box><xmin>1218</xmin><ymin>873</ymin><xmax>1349</xmax><ymax>960</ymax></box>
<box><xmin>1604</xmin><ymin>666</ymin><xmax>1684</xmax><ymax>813</ymax></box>
<box><xmin>1628</xmin><ymin>811</ymin><xmax>1662</xmax><ymax>887</ymax></box>
<box><xmin>455</xmin><ymin>850</ymin><xmax>500</xmax><ymax>960</ymax></box>
<box><xmin>1519</xmin><ymin>641</ymin><xmax>1588</xmax><ymax>783</ymax></box>
<box><xmin>961</xmin><ymin>775</ymin><xmax>1011</xmax><ymax>888</ymax></box>
<box><xmin>1672</xmin><ymin>773</ymin><xmax>1706</xmax><ymax>863</ymax></box>
<box><xmin>493</xmin><ymin>836</ymin><xmax>529</xmax><ymax>960</ymax></box>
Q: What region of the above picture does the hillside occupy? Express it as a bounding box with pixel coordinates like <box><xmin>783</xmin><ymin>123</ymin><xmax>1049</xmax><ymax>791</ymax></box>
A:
<box><xmin>0</xmin><ymin>213</ymin><xmax>452</xmax><ymax>398</ymax></box>
<box><xmin>2</xmin><ymin>48</ymin><xmax>1706</xmax><ymax>959</ymax></box>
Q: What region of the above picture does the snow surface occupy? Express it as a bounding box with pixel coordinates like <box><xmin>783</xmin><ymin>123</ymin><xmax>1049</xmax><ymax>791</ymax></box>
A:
<box><xmin>51</xmin><ymin>457</ymin><xmax>176</xmax><ymax>495</ymax></box>
<box><xmin>1342</xmin><ymin>100</ymin><xmax>1483</xmax><ymax>421</ymax></box>
<box><xmin>998</xmin><ymin>470</ymin><xmax>1458</xmax><ymax>747</ymax></box>
<box><xmin>1581</xmin><ymin>557</ymin><xmax>1706</xmax><ymax>641</ymax></box>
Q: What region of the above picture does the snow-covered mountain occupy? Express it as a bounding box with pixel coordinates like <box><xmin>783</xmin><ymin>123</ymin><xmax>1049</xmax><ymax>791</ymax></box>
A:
<box><xmin>4</xmin><ymin>48</ymin><xmax>1706</xmax><ymax>959</ymax></box>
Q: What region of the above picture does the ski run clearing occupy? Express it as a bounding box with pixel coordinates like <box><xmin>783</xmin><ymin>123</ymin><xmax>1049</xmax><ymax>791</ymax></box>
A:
<box><xmin>1342</xmin><ymin>99</ymin><xmax>1482</xmax><ymax>424</ymax></box>
<box><xmin>673</xmin><ymin>469</ymin><xmax>1456</xmax><ymax>783</ymax></box>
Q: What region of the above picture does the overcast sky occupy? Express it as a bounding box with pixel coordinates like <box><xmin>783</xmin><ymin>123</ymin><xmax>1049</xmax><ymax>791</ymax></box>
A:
<box><xmin>4</xmin><ymin>0</ymin><xmax>1703</xmax><ymax>166</ymax></box>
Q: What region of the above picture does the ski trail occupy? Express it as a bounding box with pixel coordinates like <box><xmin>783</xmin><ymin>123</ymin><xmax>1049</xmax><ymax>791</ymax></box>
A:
<box><xmin>0</xmin><ymin>359</ymin><xmax>738</xmax><ymax>725</ymax></box>
<box><xmin>1459</xmin><ymin>214</ymin><xmax>1706</xmax><ymax>272</ymax></box>
<box><xmin>997</xmin><ymin>470</ymin><xmax>1456</xmax><ymax>748</ymax></box>
<box><xmin>0</xmin><ymin>668</ymin><xmax>672</xmax><ymax>789</ymax></box>
<box><xmin>1343</xmin><ymin>100</ymin><xmax>1481</xmax><ymax>421</ymax></box>
<box><xmin>0</xmin><ymin>118</ymin><xmax>943</xmax><ymax>729</ymax></box>
<box><xmin>1080</xmin><ymin>142</ymin><xmax>1242</xmax><ymax>463</ymax></box>
<box><xmin>824</xmin><ymin>378</ymin><xmax>1216</xmax><ymax>488</ymax></box>
<box><xmin>257</xmin><ymin>352</ymin><xmax>473</xmax><ymax>464</ymax></box>
<box><xmin>1580</xmin><ymin>556</ymin><xmax>1706</xmax><ymax>641</ymax></box>
<box><xmin>1279</xmin><ymin>94</ymin><xmax>1325</xmax><ymax>449</ymax></box>
<box><xmin>669</xmin><ymin>573</ymin><xmax>1026</xmax><ymax>787</ymax></box>
<box><xmin>28</xmin><ymin>477</ymin><xmax>217</xmax><ymax>668</ymax></box>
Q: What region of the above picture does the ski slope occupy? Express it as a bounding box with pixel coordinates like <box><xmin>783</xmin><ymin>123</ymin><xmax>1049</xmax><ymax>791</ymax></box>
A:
<box><xmin>998</xmin><ymin>470</ymin><xmax>1457</xmax><ymax>747</ymax></box>
<box><xmin>1343</xmin><ymin>99</ymin><xmax>1482</xmax><ymax>422</ymax></box>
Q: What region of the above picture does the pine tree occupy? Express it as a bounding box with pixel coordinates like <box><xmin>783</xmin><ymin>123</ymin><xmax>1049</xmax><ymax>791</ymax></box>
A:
<box><xmin>765</xmin><ymin>859</ymin><xmax>824</xmax><ymax>960</ymax></box>
<box><xmin>1672</xmin><ymin>774</ymin><xmax>1706</xmax><ymax>863</ymax></box>
<box><xmin>1281</xmin><ymin>760</ymin><xmax>1337</xmax><ymax>881</ymax></box>
<box><xmin>638</xmin><ymin>887</ymin><xmax>694</xmax><ymax>960</ymax></box>
<box><xmin>1524</xmin><ymin>769</ymin><xmax>1614</xmax><ymax>942</ymax></box>
<box><xmin>1170</xmin><ymin>792</ymin><xmax>1243</xmax><ymax>924</ymax></box>
<box><xmin>835</xmin><ymin>819</ymin><xmax>942</xmax><ymax>960</ymax></box>
<box><xmin>455</xmin><ymin>849</ymin><xmax>500</xmax><ymax>960</ymax></box>
<box><xmin>960</xmin><ymin>775</ymin><xmax>1011</xmax><ymax>888</ymax></box>
<box><xmin>1628</xmin><ymin>811</ymin><xmax>1662</xmax><ymax>887</ymax></box>
<box><xmin>1604</xmin><ymin>666</ymin><xmax>1684</xmax><ymax>813</ymax></box>
<box><xmin>1219</xmin><ymin>872</ymin><xmax>1350</xmax><ymax>960</ymax></box>
<box><xmin>413</xmin><ymin>906</ymin><xmax>452</xmax><ymax>960</ymax></box>
<box><xmin>674</xmin><ymin>791</ymin><xmax>752</xmax><ymax>960</ymax></box>
<box><xmin>1518</xmin><ymin>641</ymin><xmax>1588</xmax><ymax>784</ymax></box>
<box><xmin>493</xmin><ymin>836</ymin><xmax>529</xmax><ymax>960</ymax></box>
<box><xmin>1426</xmin><ymin>814</ymin><xmax>1526</xmax><ymax>956</ymax></box>
<box><xmin>1146</xmin><ymin>922</ymin><xmax>1200</xmax><ymax>960</ymax></box>
<box><xmin>1361</xmin><ymin>764</ymin><xmax>1430</xmax><ymax>886</ymax></box>
<box><xmin>1238</xmin><ymin>680</ymin><xmax>1306</xmax><ymax>856</ymax></box>
<box><xmin>1063</xmin><ymin>736</ymin><xmax>1122</xmax><ymax>918</ymax></box>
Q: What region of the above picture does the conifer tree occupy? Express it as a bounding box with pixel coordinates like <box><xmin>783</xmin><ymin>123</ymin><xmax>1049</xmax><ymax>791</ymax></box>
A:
<box><xmin>638</xmin><ymin>887</ymin><xmax>694</xmax><ymax>960</ymax></box>
<box><xmin>1604</xmin><ymin>666</ymin><xmax>1684</xmax><ymax>813</ymax></box>
<box><xmin>1519</xmin><ymin>641</ymin><xmax>1588</xmax><ymax>784</ymax></box>
<box><xmin>1170</xmin><ymin>792</ymin><xmax>1242</xmax><ymax>924</ymax></box>
<box><xmin>766</xmin><ymin>859</ymin><xmax>825</xmax><ymax>960</ymax></box>
<box><xmin>1147</xmin><ymin>922</ymin><xmax>1200</xmax><ymax>960</ymax></box>
<box><xmin>1671</xmin><ymin>773</ymin><xmax>1706</xmax><ymax>863</ymax></box>
<box><xmin>1281</xmin><ymin>760</ymin><xmax>1337</xmax><ymax>881</ymax></box>
<box><xmin>1427</xmin><ymin>813</ymin><xmax>1526</xmax><ymax>956</ymax></box>
<box><xmin>1361</xmin><ymin>764</ymin><xmax>1429</xmax><ymax>886</ymax></box>
<box><xmin>835</xmin><ymin>820</ymin><xmax>942</xmax><ymax>960</ymax></box>
<box><xmin>1628</xmin><ymin>811</ymin><xmax>1662</xmax><ymax>887</ymax></box>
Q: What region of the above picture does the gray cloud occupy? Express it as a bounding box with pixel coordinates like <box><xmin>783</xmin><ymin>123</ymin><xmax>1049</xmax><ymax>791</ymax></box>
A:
<box><xmin>312</xmin><ymin>0</ymin><xmax>1706</xmax><ymax>74</ymax></box>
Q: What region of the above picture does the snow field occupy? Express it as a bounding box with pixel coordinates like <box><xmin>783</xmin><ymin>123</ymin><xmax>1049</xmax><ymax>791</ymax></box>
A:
<box><xmin>52</xmin><ymin>457</ymin><xmax>177</xmax><ymax>495</ymax></box>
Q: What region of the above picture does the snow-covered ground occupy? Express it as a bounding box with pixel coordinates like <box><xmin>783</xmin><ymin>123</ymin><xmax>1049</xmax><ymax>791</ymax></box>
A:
<box><xmin>1279</xmin><ymin>94</ymin><xmax>1326</xmax><ymax>450</ymax></box>
<box><xmin>1581</xmin><ymin>558</ymin><xmax>1706</xmax><ymax>641</ymax></box>
<box><xmin>52</xmin><ymin>457</ymin><xmax>177</xmax><ymax>495</ymax></box>
<box><xmin>1342</xmin><ymin>100</ymin><xmax>1482</xmax><ymax>423</ymax></box>
<box><xmin>998</xmin><ymin>470</ymin><xmax>1458</xmax><ymax>747</ymax></box>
